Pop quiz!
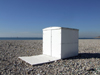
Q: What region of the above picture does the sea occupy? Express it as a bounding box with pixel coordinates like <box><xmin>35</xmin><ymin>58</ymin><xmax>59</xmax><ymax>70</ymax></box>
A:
<box><xmin>0</xmin><ymin>37</ymin><xmax>100</xmax><ymax>40</ymax></box>
<box><xmin>0</xmin><ymin>37</ymin><xmax>42</xmax><ymax>40</ymax></box>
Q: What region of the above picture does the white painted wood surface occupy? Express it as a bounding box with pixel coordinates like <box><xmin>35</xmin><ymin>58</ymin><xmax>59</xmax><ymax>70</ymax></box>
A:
<box><xmin>19</xmin><ymin>55</ymin><xmax>59</xmax><ymax>65</ymax></box>
<box><xmin>43</xmin><ymin>27</ymin><xmax>79</xmax><ymax>59</ymax></box>
<box><xmin>19</xmin><ymin>27</ymin><xmax>79</xmax><ymax>65</ymax></box>
<box><xmin>43</xmin><ymin>30</ymin><xmax>52</xmax><ymax>56</ymax></box>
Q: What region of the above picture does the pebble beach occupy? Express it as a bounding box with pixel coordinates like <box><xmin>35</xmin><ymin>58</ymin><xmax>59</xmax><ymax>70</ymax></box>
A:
<box><xmin>0</xmin><ymin>39</ymin><xmax>100</xmax><ymax>75</ymax></box>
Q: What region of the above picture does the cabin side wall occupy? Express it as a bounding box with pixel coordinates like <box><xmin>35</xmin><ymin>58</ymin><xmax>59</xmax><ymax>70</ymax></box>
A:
<box><xmin>61</xmin><ymin>29</ymin><xmax>78</xmax><ymax>59</ymax></box>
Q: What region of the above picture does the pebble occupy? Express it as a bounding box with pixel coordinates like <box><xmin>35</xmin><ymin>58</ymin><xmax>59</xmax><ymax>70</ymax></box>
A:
<box><xmin>0</xmin><ymin>39</ymin><xmax>100</xmax><ymax>74</ymax></box>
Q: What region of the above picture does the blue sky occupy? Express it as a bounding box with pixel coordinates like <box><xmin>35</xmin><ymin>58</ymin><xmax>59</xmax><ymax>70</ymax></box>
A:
<box><xmin>0</xmin><ymin>0</ymin><xmax>100</xmax><ymax>38</ymax></box>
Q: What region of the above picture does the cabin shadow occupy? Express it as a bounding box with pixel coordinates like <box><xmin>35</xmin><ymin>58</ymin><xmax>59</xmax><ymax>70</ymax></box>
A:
<box><xmin>63</xmin><ymin>53</ymin><xmax>100</xmax><ymax>60</ymax></box>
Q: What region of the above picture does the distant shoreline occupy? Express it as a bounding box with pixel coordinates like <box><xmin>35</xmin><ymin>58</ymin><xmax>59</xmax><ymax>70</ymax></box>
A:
<box><xmin>79</xmin><ymin>38</ymin><xmax>100</xmax><ymax>39</ymax></box>
<box><xmin>94</xmin><ymin>36</ymin><xmax>100</xmax><ymax>39</ymax></box>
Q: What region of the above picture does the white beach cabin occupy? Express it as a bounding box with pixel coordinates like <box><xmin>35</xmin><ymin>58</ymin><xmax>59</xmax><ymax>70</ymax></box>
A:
<box><xmin>19</xmin><ymin>27</ymin><xmax>79</xmax><ymax>65</ymax></box>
